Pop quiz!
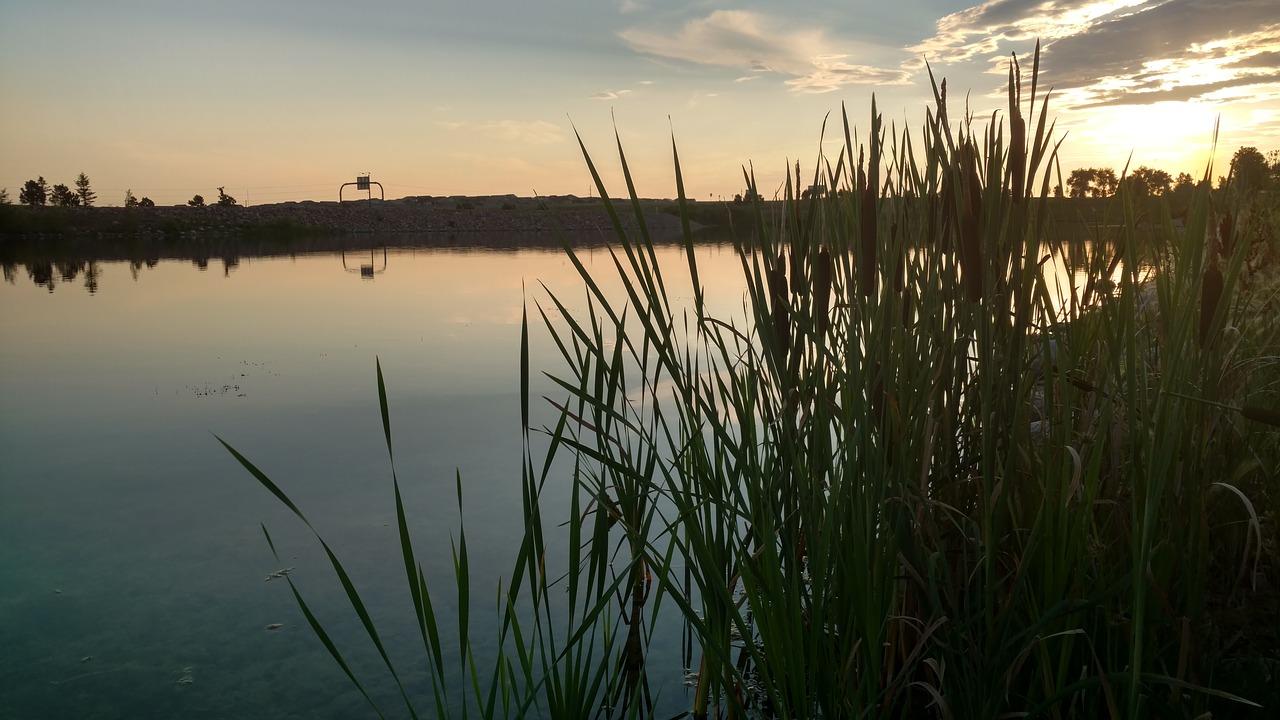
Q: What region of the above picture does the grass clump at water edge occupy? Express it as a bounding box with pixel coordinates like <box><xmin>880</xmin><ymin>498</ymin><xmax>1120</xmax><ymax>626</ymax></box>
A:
<box><xmin>221</xmin><ymin>45</ymin><xmax>1280</xmax><ymax>719</ymax></box>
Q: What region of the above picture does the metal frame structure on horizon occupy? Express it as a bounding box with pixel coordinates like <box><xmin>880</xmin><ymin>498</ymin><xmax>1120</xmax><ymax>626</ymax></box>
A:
<box><xmin>339</xmin><ymin>174</ymin><xmax>384</xmax><ymax>203</ymax></box>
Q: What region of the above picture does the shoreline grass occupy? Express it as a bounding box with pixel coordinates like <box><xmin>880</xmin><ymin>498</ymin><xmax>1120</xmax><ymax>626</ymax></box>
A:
<box><xmin>224</xmin><ymin>45</ymin><xmax>1279</xmax><ymax>719</ymax></box>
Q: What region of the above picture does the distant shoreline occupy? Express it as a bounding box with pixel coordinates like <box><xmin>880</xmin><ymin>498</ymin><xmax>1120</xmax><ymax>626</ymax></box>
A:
<box><xmin>0</xmin><ymin>195</ymin><xmax>719</xmax><ymax>240</ymax></box>
<box><xmin>1</xmin><ymin>195</ymin><xmax>1153</xmax><ymax>248</ymax></box>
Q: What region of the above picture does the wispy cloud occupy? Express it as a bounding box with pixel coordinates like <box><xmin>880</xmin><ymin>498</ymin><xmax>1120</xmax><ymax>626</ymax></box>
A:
<box><xmin>591</xmin><ymin>89</ymin><xmax>633</xmax><ymax>100</ymax></box>
<box><xmin>908</xmin><ymin>0</ymin><xmax>1149</xmax><ymax>67</ymax></box>
<box><xmin>909</xmin><ymin>0</ymin><xmax>1280</xmax><ymax>109</ymax></box>
<box><xmin>479</xmin><ymin>120</ymin><xmax>565</xmax><ymax>145</ymax></box>
<box><xmin>619</xmin><ymin>10</ymin><xmax>909</xmax><ymax>94</ymax></box>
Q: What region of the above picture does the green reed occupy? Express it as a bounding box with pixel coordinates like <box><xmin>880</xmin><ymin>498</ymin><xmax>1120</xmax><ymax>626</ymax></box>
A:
<box><xmin>222</xmin><ymin>44</ymin><xmax>1279</xmax><ymax>718</ymax></box>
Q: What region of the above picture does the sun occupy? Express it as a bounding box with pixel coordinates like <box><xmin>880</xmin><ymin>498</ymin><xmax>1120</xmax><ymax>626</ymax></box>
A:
<box><xmin>1062</xmin><ymin>101</ymin><xmax>1223</xmax><ymax>179</ymax></box>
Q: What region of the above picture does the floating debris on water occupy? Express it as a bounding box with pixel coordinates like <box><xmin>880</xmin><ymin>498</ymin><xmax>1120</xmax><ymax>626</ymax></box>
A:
<box><xmin>265</xmin><ymin>623</ymin><xmax>283</xmax><ymax>631</ymax></box>
<box><xmin>80</xmin><ymin>656</ymin><xmax>93</xmax><ymax>663</ymax></box>
<box><xmin>187</xmin><ymin>382</ymin><xmax>242</xmax><ymax>398</ymax></box>
<box><xmin>264</xmin><ymin>567</ymin><xmax>294</xmax><ymax>581</ymax></box>
<box><xmin>176</xmin><ymin>667</ymin><xmax>194</xmax><ymax>685</ymax></box>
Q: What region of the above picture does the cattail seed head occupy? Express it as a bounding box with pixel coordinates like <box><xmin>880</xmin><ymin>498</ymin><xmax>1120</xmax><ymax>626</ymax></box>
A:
<box><xmin>1199</xmin><ymin>263</ymin><xmax>1223</xmax><ymax>350</ymax></box>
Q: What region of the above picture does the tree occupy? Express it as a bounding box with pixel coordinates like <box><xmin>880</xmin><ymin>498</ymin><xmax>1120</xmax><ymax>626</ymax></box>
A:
<box><xmin>75</xmin><ymin>173</ymin><xmax>96</xmax><ymax>207</ymax></box>
<box><xmin>1094</xmin><ymin>168</ymin><xmax>1118</xmax><ymax>197</ymax></box>
<box><xmin>50</xmin><ymin>183</ymin><xmax>78</xmax><ymax>207</ymax></box>
<box><xmin>1228</xmin><ymin>146</ymin><xmax>1269</xmax><ymax>193</ymax></box>
<box><xmin>124</xmin><ymin>189</ymin><xmax>139</xmax><ymax>208</ymax></box>
<box><xmin>189</xmin><ymin>194</ymin><xmax>205</xmax><ymax>207</ymax></box>
<box><xmin>139</xmin><ymin>197</ymin><xmax>155</xmax><ymax>207</ymax></box>
<box><xmin>216</xmin><ymin>186</ymin><xmax>238</xmax><ymax>207</ymax></box>
<box><xmin>1127</xmin><ymin>166</ymin><xmax>1172</xmax><ymax>196</ymax></box>
<box><xmin>1066</xmin><ymin>169</ymin><xmax>1090</xmax><ymax>198</ymax></box>
<box><xmin>1169</xmin><ymin>172</ymin><xmax>1196</xmax><ymax>209</ymax></box>
<box><xmin>1066</xmin><ymin>167</ymin><xmax>1118</xmax><ymax>198</ymax></box>
<box><xmin>0</xmin><ymin>188</ymin><xmax>9</xmax><ymax>205</ymax></box>
<box><xmin>20</xmin><ymin>177</ymin><xmax>47</xmax><ymax>206</ymax></box>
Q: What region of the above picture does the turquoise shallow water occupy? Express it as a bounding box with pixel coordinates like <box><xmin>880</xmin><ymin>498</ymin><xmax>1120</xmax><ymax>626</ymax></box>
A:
<box><xmin>1</xmin><ymin>238</ymin><xmax>745</xmax><ymax>719</ymax></box>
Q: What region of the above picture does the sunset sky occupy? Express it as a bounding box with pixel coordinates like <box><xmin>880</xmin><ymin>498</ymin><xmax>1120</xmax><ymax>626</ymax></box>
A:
<box><xmin>1</xmin><ymin>0</ymin><xmax>1276</xmax><ymax>206</ymax></box>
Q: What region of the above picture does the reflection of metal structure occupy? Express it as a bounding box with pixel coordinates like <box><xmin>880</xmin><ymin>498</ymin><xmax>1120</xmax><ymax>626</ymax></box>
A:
<box><xmin>341</xmin><ymin>247</ymin><xmax>387</xmax><ymax>280</ymax></box>
<box><xmin>340</xmin><ymin>174</ymin><xmax>384</xmax><ymax>203</ymax></box>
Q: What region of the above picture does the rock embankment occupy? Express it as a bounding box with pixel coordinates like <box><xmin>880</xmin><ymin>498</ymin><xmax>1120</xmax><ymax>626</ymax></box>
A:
<box><xmin>1</xmin><ymin>196</ymin><xmax>696</xmax><ymax>239</ymax></box>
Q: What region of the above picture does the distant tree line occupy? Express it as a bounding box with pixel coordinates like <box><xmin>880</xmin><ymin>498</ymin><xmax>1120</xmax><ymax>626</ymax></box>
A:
<box><xmin>4</xmin><ymin>175</ymin><xmax>240</xmax><ymax>208</ymax></box>
<box><xmin>123</xmin><ymin>189</ymin><xmax>155</xmax><ymax>208</ymax></box>
<box><xmin>3</xmin><ymin>148</ymin><xmax>1273</xmax><ymax>210</ymax></box>
<box><xmin>1065</xmin><ymin>146</ymin><xmax>1278</xmax><ymax>201</ymax></box>
<box><xmin>187</xmin><ymin>187</ymin><xmax>239</xmax><ymax>208</ymax></box>
<box><xmin>11</xmin><ymin>173</ymin><xmax>98</xmax><ymax>207</ymax></box>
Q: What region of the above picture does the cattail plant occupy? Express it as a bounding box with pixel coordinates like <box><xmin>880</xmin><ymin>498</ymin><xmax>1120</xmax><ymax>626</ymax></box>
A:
<box><xmin>222</xmin><ymin>42</ymin><xmax>1279</xmax><ymax>719</ymax></box>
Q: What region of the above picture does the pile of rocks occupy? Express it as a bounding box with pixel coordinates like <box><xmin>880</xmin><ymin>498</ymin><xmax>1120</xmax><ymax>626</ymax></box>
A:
<box><xmin>2</xmin><ymin>197</ymin><xmax>690</xmax><ymax>239</ymax></box>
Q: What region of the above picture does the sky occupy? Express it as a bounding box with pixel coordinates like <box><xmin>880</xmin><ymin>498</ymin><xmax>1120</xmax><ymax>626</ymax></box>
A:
<box><xmin>1</xmin><ymin>0</ymin><xmax>1277</xmax><ymax>206</ymax></box>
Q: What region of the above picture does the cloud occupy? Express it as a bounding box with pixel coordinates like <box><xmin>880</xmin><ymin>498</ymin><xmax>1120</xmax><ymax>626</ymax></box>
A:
<box><xmin>1073</xmin><ymin>73</ymin><xmax>1280</xmax><ymax>107</ymax></box>
<box><xmin>479</xmin><ymin>120</ymin><xmax>565</xmax><ymax>145</ymax></box>
<box><xmin>909</xmin><ymin>0</ymin><xmax>1149</xmax><ymax>67</ymax></box>
<box><xmin>908</xmin><ymin>0</ymin><xmax>1280</xmax><ymax>109</ymax></box>
<box><xmin>788</xmin><ymin>55</ymin><xmax>921</xmax><ymax>94</ymax></box>
<box><xmin>591</xmin><ymin>89</ymin><xmax>633</xmax><ymax>100</ymax></box>
<box><xmin>619</xmin><ymin>10</ymin><xmax>909</xmax><ymax>93</ymax></box>
<box><xmin>1228</xmin><ymin>50</ymin><xmax>1280</xmax><ymax>69</ymax></box>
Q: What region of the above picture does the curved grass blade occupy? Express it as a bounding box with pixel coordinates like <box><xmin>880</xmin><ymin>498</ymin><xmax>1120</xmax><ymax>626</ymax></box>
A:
<box><xmin>260</xmin><ymin>524</ymin><xmax>388</xmax><ymax>720</ymax></box>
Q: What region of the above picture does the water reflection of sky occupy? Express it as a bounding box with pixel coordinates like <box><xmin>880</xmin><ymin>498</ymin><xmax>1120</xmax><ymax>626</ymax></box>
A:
<box><xmin>0</xmin><ymin>242</ymin><xmax>747</xmax><ymax>719</ymax></box>
<box><xmin>0</xmin><ymin>235</ymin><xmax>1126</xmax><ymax>717</ymax></box>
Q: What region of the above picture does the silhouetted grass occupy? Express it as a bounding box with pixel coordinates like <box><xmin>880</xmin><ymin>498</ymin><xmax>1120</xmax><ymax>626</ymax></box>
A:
<box><xmin>223</xmin><ymin>45</ymin><xmax>1280</xmax><ymax>719</ymax></box>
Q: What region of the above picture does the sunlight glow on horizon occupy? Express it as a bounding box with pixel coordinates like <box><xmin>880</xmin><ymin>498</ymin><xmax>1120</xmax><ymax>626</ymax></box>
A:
<box><xmin>2</xmin><ymin>1</ymin><xmax>1275</xmax><ymax>205</ymax></box>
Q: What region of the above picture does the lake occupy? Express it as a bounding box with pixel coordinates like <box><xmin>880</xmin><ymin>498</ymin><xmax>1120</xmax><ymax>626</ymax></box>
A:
<box><xmin>0</xmin><ymin>234</ymin><xmax>751</xmax><ymax>719</ymax></box>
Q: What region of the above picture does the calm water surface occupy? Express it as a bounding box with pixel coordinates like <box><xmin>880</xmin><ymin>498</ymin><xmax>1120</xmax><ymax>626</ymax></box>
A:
<box><xmin>0</xmin><ymin>237</ymin><xmax>746</xmax><ymax>719</ymax></box>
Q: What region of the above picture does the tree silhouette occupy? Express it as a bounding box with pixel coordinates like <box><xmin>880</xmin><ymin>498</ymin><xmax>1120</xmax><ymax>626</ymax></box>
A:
<box><xmin>1228</xmin><ymin>147</ymin><xmax>1269</xmax><ymax>193</ymax></box>
<box><xmin>20</xmin><ymin>178</ymin><xmax>47</xmax><ymax>206</ymax></box>
<box><xmin>1169</xmin><ymin>172</ymin><xmax>1197</xmax><ymax>209</ymax></box>
<box><xmin>216</xmin><ymin>186</ymin><xmax>238</xmax><ymax>207</ymax></box>
<box><xmin>75</xmin><ymin>173</ymin><xmax>96</xmax><ymax>207</ymax></box>
<box><xmin>50</xmin><ymin>183</ymin><xmax>78</xmax><ymax>207</ymax></box>
<box><xmin>139</xmin><ymin>197</ymin><xmax>155</xmax><ymax>207</ymax></box>
<box><xmin>124</xmin><ymin>189</ymin><xmax>139</xmax><ymax>207</ymax></box>
<box><xmin>189</xmin><ymin>194</ymin><xmax>206</xmax><ymax>207</ymax></box>
<box><xmin>1095</xmin><ymin>168</ymin><xmax>1118</xmax><ymax>197</ymax></box>
<box><xmin>1124</xmin><ymin>166</ymin><xmax>1173</xmax><ymax>197</ymax></box>
<box><xmin>1066</xmin><ymin>168</ymin><xmax>1118</xmax><ymax>198</ymax></box>
<box><xmin>0</xmin><ymin>188</ymin><xmax>9</xmax><ymax>205</ymax></box>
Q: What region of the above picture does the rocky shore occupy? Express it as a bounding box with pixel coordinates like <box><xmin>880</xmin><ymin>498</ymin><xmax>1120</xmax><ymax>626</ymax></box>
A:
<box><xmin>0</xmin><ymin>194</ymin><xmax>706</xmax><ymax>240</ymax></box>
